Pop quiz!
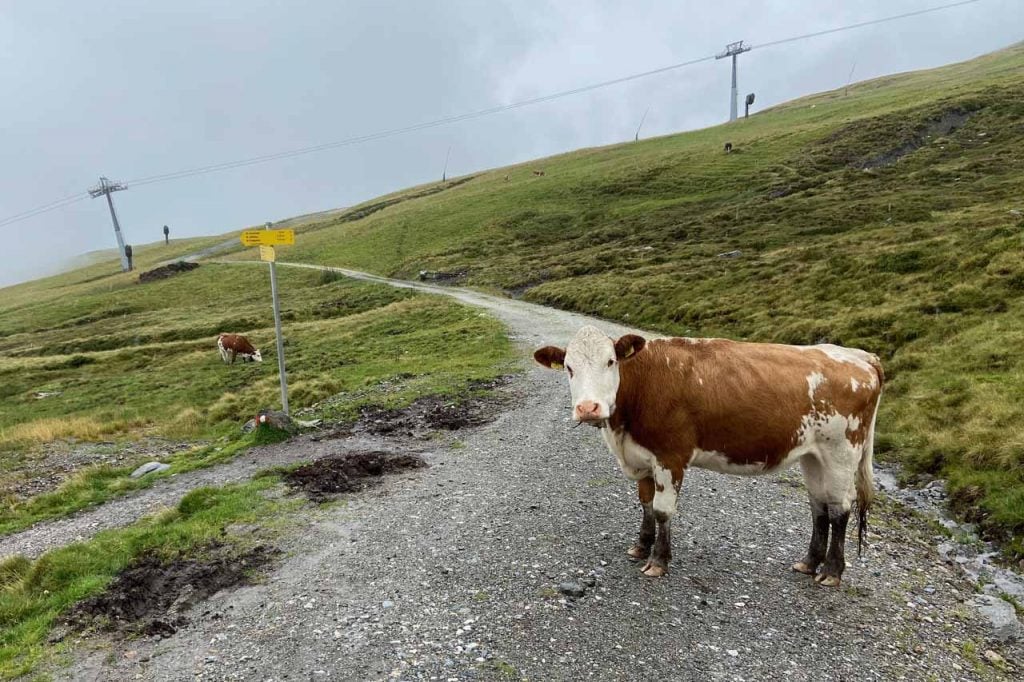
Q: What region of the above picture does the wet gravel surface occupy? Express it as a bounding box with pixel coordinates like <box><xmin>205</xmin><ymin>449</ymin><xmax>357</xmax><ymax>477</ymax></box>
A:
<box><xmin>44</xmin><ymin>266</ymin><xmax>1024</xmax><ymax>680</ymax></box>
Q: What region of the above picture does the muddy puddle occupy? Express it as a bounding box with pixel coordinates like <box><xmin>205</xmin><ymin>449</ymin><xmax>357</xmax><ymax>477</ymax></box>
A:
<box><xmin>64</xmin><ymin>543</ymin><xmax>278</xmax><ymax>637</ymax></box>
<box><xmin>282</xmin><ymin>450</ymin><xmax>426</xmax><ymax>502</ymax></box>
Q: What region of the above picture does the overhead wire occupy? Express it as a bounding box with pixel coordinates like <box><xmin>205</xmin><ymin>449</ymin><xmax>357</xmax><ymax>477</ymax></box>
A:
<box><xmin>0</xmin><ymin>0</ymin><xmax>987</xmax><ymax>229</ymax></box>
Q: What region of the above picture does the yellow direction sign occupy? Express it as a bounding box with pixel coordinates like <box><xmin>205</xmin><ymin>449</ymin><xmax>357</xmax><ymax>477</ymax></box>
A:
<box><xmin>259</xmin><ymin>245</ymin><xmax>276</xmax><ymax>262</ymax></box>
<box><xmin>240</xmin><ymin>229</ymin><xmax>295</xmax><ymax>247</ymax></box>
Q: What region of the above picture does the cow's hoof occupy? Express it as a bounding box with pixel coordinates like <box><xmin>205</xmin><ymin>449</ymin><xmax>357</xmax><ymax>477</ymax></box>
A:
<box><xmin>791</xmin><ymin>561</ymin><xmax>816</xmax><ymax>575</ymax></box>
<box><xmin>814</xmin><ymin>573</ymin><xmax>842</xmax><ymax>587</ymax></box>
<box><xmin>641</xmin><ymin>560</ymin><xmax>667</xmax><ymax>577</ymax></box>
<box><xmin>627</xmin><ymin>544</ymin><xmax>650</xmax><ymax>560</ymax></box>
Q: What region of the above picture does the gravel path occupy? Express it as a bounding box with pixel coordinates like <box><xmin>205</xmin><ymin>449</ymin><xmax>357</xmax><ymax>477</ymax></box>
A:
<box><xmin>0</xmin><ymin>434</ymin><xmax>419</xmax><ymax>560</ymax></box>
<box><xmin>44</xmin><ymin>264</ymin><xmax>1024</xmax><ymax>680</ymax></box>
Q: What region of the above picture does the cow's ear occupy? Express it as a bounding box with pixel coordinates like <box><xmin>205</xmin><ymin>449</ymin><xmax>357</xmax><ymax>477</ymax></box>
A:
<box><xmin>534</xmin><ymin>346</ymin><xmax>566</xmax><ymax>370</ymax></box>
<box><xmin>615</xmin><ymin>334</ymin><xmax>646</xmax><ymax>360</ymax></box>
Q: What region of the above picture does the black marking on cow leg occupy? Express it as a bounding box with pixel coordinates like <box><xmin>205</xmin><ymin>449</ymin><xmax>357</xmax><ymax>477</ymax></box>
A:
<box><xmin>816</xmin><ymin>506</ymin><xmax>850</xmax><ymax>587</ymax></box>
<box><xmin>642</xmin><ymin>512</ymin><xmax>672</xmax><ymax>577</ymax></box>
<box><xmin>793</xmin><ymin>498</ymin><xmax>829</xmax><ymax>575</ymax></box>
<box><xmin>629</xmin><ymin>502</ymin><xmax>656</xmax><ymax>560</ymax></box>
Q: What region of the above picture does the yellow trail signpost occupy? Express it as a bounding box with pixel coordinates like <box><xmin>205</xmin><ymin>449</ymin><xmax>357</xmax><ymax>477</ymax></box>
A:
<box><xmin>241</xmin><ymin>224</ymin><xmax>293</xmax><ymax>414</ymax></box>
<box><xmin>240</xmin><ymin>229</ymin><xmax>295</xmax><ymax>247</ymax></box>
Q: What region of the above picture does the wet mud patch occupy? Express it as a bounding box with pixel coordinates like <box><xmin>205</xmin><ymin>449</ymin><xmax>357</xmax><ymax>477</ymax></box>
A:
<box><xmin>137</xmin><ymin>261</ymin><xmax>200</xmax><ymax>284</ymax></box>
<box><xmin>355</xmin><ymin>377</ymin><xmax>514</xmax><ymax>438</ymax></box>
<box><xmin>64</xmin><ymin>543</ymin><xmax>278</xmax><ymax>637</ymax></box>
<box><xmin>282</xmin><ymin>451</ymin><xmax>426</xmax><ymax>502</ymax></box>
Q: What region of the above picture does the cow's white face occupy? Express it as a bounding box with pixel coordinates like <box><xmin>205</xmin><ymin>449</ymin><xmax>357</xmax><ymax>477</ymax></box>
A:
<box><xmin>251</xmin><ymin>349</ymin><xmax>263</xmax><ymax>362</ymax></box>
<box><xmin>534</xmin><ymin>325</ymin><xmax>646</xmax><ymax>424</ymax></box>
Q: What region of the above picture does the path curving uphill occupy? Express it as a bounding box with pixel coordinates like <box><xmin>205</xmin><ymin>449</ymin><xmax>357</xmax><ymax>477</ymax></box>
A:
<box><xmin>43</xmin><ymin>263</ymin><xmax>1024</xmax><ymax>679</ymax></box>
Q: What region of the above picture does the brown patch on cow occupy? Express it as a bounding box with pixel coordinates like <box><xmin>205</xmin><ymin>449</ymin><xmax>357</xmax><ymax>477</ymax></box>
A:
<box><xmin>65</xmin><ymin>542</ymin><xmax>278</xmax><ymax>637</ymax></box>
<box><xmin>610</xmin><ymin>338</ymin><xmax>883</xmax><ymax>473</ymax></box>
<box><xmin>282</xmin><ymin>451</ymin><xmax>426</xmax><ymax>502</ymax></box>
<box><xmin>218</xmin><ymin>333</ymin><xmax>258</xmax><ymax>356</ymax></box>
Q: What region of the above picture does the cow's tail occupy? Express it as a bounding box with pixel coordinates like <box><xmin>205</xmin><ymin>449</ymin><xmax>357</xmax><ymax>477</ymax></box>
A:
<box><xmin>856</xmin><ymin>355</ymin><xmax>884</xmax><ymax>555</ymax></box>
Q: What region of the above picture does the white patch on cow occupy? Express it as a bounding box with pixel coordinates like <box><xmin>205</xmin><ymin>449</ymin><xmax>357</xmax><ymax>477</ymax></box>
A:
<box><xmin>806</xmin><ymin>372</ymin><xmax>826</xmax><ymax>403</ymax></box>
<box><xmin>791</xmin><ymin>410</ymin><xmax>864</xmax><ymax>508</ymax></box>
<box><xmin>697</xmin><ymin>377</ymin><xmax>704</xmax><ymax>386</ymax></box>
<box><xmin>802</xmin><ymin>343</ymin><xmax>875</xmax><ymax>374</ymax></box>
<box><xmin>689</xmin><ymin>449</ymin><xmax>767</xmax><ymax>476</ymax></box>
<box><xmin>564</xmin><ymin>325</ymin><xmax>620</xmax><ymax>421</ymax></box>
<box><xmin>850</xmin><ymin>377</ymin><xmax>861</xmax><ymax>392</ymax></box>
<box><xmin>652</xmin><ymin>461</ymin><xmax>678</xmax><ymax>517</ymax></box>
<box><xmin>601</xmin><ymin>428</ymin><xmax>656</xmax><ymax>481</ymax></box>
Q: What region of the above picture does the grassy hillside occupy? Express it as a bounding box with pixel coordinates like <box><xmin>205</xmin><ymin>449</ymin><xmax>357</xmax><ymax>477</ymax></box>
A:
<box><xmin>0</xmin><ymin>254</ymin><xmax>514</xmax><ymax>529</ymax></box>
<box><xmin>228</xmin><ymin>43</ymin><xmax>1023</xmax><ymax>555</ymax></box>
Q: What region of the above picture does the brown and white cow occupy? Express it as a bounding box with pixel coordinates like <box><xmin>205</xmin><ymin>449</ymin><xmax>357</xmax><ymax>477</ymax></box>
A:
<box><xmin>535</xmin><ymin>325</ymin><xmax>883</xmax><ymax>586</ymax></box>
<box><xmin>217</xmin><ymin>333</ymin><xmax>263</xmax><ymax>364</ymax></box>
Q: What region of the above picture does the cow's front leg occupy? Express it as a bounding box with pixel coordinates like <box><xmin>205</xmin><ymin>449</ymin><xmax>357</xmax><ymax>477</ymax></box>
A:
<box><xmin>627</xmin><ymin>477</ymin><xmax>656</xmax><ymax>560</ymax></box>
<box><xmin>642</xmin><ymin>463</ymin><xmax>684</xmax><ymax>577</ymax></box>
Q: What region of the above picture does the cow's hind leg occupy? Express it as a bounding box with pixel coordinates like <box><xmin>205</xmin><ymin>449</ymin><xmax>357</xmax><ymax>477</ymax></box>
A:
<box><xmin>801</xmin><ymin>448</ymin><xmax>857</xmax><ymax>587</ymax></box>
<box><xmin>792</xmin><ymin>497</ymin><xmax>829</xmax><ymax>576</ymax></box>
<box><xmin>793</xmin><ymin>454</ymin><xmax>832</xmax><ymax>577</ymax></box>
<box><xmin>816</xmin><ymin>505</ymin><xmax>850</xmax><ymax>587</ymax></box>
<box><xmin>628</xmin><ymin>477</ymin><xmax>656</xmax><ymax>560</ymax></box>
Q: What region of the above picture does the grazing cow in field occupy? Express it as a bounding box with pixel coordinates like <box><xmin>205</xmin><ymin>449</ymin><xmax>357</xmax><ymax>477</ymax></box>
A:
<box><xmin>532</xmin><ymin>169</ymin><xmax>545</xmax><ymax>176</ymax></box>
<box><xmin>724</xmin><ymin>142</ymin><xmax>733</xmax><ymax>153</ymax></box>
<box><xmin>217</xmin><ymin>333</ymin><xmax>263</xmax><ymax>364</ymax></box>
<box><xmin>535</xmin><ymin>326</ymin><xmax>883</xmax><ymax>585</ymax></box>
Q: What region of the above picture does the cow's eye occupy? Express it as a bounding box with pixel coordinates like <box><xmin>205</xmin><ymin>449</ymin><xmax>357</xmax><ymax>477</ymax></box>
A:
<box><xmin>566</xmin><ymin>365</ymin><xmax>574</xmax><ymax>378</ymax></box>
<box><xmin>607</xmin><ymin>359</ymin><xmax>615</xmax><ymax>367</ymax></box>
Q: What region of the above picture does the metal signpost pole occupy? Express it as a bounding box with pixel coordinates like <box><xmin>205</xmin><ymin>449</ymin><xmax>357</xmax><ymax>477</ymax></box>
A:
<box><xmin>264</xmin><ymin>223</ymin><xmax>289</xmax><ymax>414</ymax></box>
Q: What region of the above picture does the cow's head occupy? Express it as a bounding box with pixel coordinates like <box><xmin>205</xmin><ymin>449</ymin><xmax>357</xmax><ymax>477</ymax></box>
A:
<box><xmin>244</xmin><ymin>349</ymin><xmax>263</xmax><ymax>363</ymax></box>
<box><xmin>534</xmin><ymin>325</ymin><xmax>646</xmax><ymax>425</ymax></box>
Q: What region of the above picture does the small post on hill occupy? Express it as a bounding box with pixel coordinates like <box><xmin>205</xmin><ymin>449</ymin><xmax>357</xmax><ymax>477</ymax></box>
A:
<box><xmin>265</xmin><ymin>222</ymin><xmax>289</xmax><ymax>415</ymax></box>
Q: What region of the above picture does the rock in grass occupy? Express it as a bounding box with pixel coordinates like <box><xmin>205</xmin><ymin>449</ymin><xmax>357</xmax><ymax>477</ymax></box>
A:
<box><xmin>243</xmin><ymin>409</ymin><xmax>298</xmax><ymax>435</ymax></box>
<box><xmin>130</xmin><ymin>462</ymin><xmax>170</xmax><ymax>478</ymax></box>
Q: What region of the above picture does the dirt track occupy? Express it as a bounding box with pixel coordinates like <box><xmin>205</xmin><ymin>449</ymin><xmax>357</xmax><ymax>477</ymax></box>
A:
<box><xmin>43</xmin><ymin>263</ymin><xmax>1024</xmax><ymax>680</ymax></box>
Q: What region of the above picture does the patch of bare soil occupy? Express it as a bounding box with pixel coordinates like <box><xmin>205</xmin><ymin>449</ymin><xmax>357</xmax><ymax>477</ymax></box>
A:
<box><xmin>282</xmin><ymin>451</ymin><xmax>426</xmax><ymax>502</ymax></box>
<box><xmin>137</xmin><ymin>261</ymin><xmax>200</xmax><ymax>284</ymax></box>
<box><xmin>354</xmin><ymin>378</ymin><xmax>513</xmax><ymax>438</ymax></box>
<box><xmin>64</xmin><ymin>543</ymin><xmax>278</xmax><ymax>638</ymax></box>
<box><xmin>861</xmin><ymin>109</ymin><xmax>971</xmax><ymax>169</ymax></box>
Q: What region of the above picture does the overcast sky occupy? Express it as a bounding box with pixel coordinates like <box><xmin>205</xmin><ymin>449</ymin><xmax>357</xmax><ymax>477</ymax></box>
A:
<box><xmin>1</xmin><ymin>0</ymin><xmax>1020</xmax><ymax>286</ymax></box>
